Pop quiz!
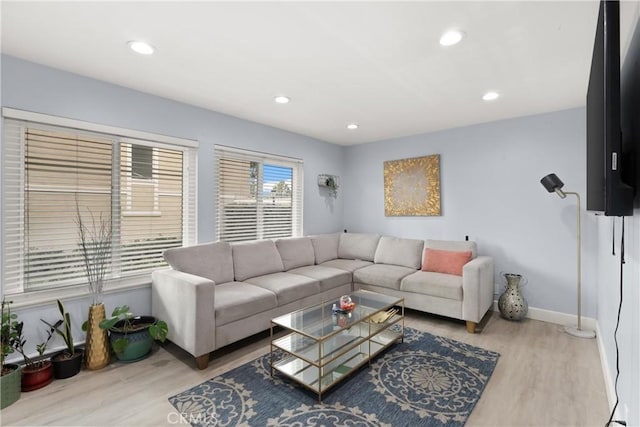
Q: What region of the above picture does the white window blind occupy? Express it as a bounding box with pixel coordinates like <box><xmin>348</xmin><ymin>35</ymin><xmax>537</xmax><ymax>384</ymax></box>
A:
<box><xmin>2</xmin><ymin>113</ymin><xmax>197</xmax><ymax>295</ymax></box>
<box><xmin>215</xmin><ymin>146</ymin><xmax>303</xmax><ymax>242</ymax></box>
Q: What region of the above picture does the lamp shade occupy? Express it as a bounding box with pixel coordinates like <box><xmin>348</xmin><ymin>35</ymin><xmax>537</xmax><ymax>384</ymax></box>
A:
<box><xmin>540</xmin><ymin>173</ymin><xmax>564</xmax><ymax>193</ymax></box>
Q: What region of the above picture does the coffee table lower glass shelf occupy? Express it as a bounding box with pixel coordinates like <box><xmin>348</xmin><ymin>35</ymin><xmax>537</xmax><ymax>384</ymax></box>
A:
<box><xmin>270</xmin><ymin>290</ymin><xmax>404</xmax><ymax>401</ymax></box>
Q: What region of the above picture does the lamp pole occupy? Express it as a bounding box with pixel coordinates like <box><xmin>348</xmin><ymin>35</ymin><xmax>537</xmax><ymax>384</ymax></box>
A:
<box><xmin>540</xmin><ymin>173</ymin><xmax>595</xmax><ymax>338</ymax></box>
<box><xmin>564</xmin><ymin>191</ymin><xmax>595</xmax><ymax>338</ymax></box>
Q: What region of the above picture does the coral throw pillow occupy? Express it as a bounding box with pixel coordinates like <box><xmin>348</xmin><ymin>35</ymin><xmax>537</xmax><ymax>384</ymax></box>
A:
<box><xmin>422</xmin><ymin>249</ymin><xmax>472</xmax><ymax>276</ymax></box>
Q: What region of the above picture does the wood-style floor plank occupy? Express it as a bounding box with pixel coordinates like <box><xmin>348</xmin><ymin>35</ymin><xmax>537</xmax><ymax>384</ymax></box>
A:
<box><xmin>1</xmin><ymin>311</ymin><xmax>609</xmax><ymax>426</ymax></box>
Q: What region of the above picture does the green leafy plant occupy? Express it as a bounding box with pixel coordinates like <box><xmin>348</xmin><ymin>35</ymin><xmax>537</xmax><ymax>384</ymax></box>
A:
<box><xmin>12</xmin><ymin>317</ymin><xmax>57</xmax><ymax>370</ymax></box>
<box><xmin>325</xmin><ymin>176</ymin><xmax>338</xmax><ymax>190</ymax></box>
<box><xmin>324</xmin><ymin>176</ymin><xmax>339</xmax><ymax>197</ymax></box>
<box><xmin>1</xmin><ymin>299</ymin><xmax>19</xmax><ymax>374</ymax></box>
<box><xmin>98</xmin><ymin>305</ymin><xmax>168</xmax><ymax>355</ymax></box>
<box><xmin>41</xmin><ymin>300</ymin><xmax>75</xmax><ymax>357</ymax></box>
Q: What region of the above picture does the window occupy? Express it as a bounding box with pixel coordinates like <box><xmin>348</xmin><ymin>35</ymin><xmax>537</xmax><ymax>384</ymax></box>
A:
<box><xmin>2</xmin><ymin>109</ymin><xmax>197</xmax><ymax>295</ymax></box>
<box><xmin>131</xmin><ymin>144</ymin><xmax>153</xmax><ymax>179</ymax></box>
<box><xmin>215</xmin><ymin>146</ymin><xmax>303</xmax><ymax>242</ymax></box>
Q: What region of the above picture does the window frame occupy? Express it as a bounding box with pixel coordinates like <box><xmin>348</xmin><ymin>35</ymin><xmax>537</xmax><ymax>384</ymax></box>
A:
<box><xmin>122</xmin><ymin>140</ymin><xmax>162</xmax><ymax>216</ymax></box>
<box><xmin>214</xmin><ymin>145</ymin><xmax>303</xmax><ymax>243</ymax></box>
<box><xmin>1</xmin><ymin>108</ymin><xmax>198</xmax><ymax>307</ymax></box>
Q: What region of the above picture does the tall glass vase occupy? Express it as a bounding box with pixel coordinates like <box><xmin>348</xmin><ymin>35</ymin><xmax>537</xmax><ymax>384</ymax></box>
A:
<box><xmin>85</xmin><ymin>303</ymin><xmax>110</xmax><ymax>370</ymax></box>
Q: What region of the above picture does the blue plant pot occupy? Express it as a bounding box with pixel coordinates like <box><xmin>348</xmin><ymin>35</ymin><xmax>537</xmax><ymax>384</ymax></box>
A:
<box><xmin>109</xmin><ymin>316</ymin><xmax>155</xmax><ymax>362</ymax></box>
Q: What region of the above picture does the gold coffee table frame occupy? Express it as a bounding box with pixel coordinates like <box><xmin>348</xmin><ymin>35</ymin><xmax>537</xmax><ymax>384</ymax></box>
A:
<box><xmin>270</xmin><ymin>290</ymin><xmax>404</xmax><ymax>402</ymax></box>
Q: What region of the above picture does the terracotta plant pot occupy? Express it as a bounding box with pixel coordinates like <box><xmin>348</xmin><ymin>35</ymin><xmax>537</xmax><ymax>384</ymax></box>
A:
<box><xmin>1</xmin><ymin>364</ymin><xmax>21</xmax><ymax>409</ymax></box>
<box><xmin>21</xmin><ymin>360</ymin><xmax>54</xmax><ymax>392</ymax></box>
<box><xmin>52</xmin><ymin>348</ymin><xmax>83</xmax><ymax>379</ymax></box>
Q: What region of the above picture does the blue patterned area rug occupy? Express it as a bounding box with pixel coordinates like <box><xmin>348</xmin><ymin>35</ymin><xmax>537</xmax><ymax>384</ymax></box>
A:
<box><xmin>169</xmin><ymin>328</ymin><xmax>499</xmax><ymax>427</ymax></box>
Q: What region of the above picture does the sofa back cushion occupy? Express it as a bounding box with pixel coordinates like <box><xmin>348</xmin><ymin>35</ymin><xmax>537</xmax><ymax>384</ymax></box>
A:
<box><xmin>276</xmin><ymin>237</ymin><xmax>315</xmax><ymax>270</ymax></box>
<box><xmin>232</xmin><ymin>240</ymin><xmax>285</xmax><ymax>281</ymax></box>
<box><xmin>374</xmin><ymin>236</ymin><xmax>424</xmax><ymax>269</ymax></box>
<box><xmin>425</xmin><ymin>239</ymin><xmax>477</xmax><ymax>259</ymax></box>
<box><xmin>310</xmin><ymin>233</ymin><xmax>340</xmax><ymax>264</ymax></box>
<box><xmin>338</xmin><ymin>233</ymin><xmax>380</xmax><ymax>261</ymax></box>
<box><xmin>163</xmin><ymin>242</ymin><xmax>234</xmax><ymax>284</ymax></box>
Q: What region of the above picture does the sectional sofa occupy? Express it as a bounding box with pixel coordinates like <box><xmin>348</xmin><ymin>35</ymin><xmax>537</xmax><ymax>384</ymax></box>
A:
<box><xmin>151</xmin><ymin>232</ymin><xmax>494</xmax><ymax>369</ymax></box>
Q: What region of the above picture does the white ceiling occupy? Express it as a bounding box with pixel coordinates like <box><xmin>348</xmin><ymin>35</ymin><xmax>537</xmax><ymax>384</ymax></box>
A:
<box><xmin>1</xmin><ymin>1</ymin><xmax>602</xmax><ymax>145</ymax></box>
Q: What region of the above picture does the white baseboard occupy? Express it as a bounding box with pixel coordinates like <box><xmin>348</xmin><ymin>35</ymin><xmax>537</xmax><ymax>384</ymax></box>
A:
<box><xmin>491</xmin><ymin>300</ymin><xmax>597</xmax><ymax>330</ymax></box>
<box><xmin>595</xmin><ymin>322</ymin><xmax>617</xmax><ymax>412</ymax></box>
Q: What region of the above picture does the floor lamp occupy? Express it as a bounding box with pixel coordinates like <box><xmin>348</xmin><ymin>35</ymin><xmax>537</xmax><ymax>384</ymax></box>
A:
<box><xmin>540</xmin><ymin>173</ymin><xmax>596</xmax><ymax>339</ymax></box>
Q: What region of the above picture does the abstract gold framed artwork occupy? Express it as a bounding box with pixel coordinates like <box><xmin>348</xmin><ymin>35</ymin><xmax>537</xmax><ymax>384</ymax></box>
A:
<box><xmin>384</xmin><ymin>154</ymin><xmax>441</xmax><ymax>216</ymax></box>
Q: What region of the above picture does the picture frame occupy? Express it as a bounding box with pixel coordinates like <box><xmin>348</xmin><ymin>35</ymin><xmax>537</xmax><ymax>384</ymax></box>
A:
<box><xmin>383</xmin><ymin>154</ymin><xmax>441</xmax><ymax>216</ymax></box>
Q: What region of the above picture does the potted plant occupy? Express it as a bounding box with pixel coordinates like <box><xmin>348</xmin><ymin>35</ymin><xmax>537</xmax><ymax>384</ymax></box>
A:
<box><xmin>12</xmin><ymin>317</ymin><xmax>55</xmax><ymax>392</ymax></box>
<box><xmin>76</xmin><ymin>204</ymin><xmax>111</xmax><ymax>370</ymax></box>
<box><xmin>325</xmin><ymin>176</ymin><xmax>339</xmax><ymax>196</ymax></box>
<box><xmin>99</xmin><ymin>305</ymin><xmax>168</xmax><ymax>362</ymax></box>
<box><xmin>41</xmin><ymin>300</ymin><xmax>83</xmax><ymax>379</ymax></box>
<box><xmin>1</xmin><ymin>299</ymin><xmax>21</xmax><ymax>409</ymax></box>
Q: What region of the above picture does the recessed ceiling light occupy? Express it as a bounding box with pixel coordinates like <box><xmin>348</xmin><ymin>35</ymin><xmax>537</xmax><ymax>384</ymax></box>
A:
<box><xmin>274</xmin><ymin>96</ymin><xmax>290</xmax><ymax>104</ymax></box>
<box><xmin>439</xmin><ymin>30</ymin><xmax>464</xmax><ymax>46</ymax></box>
<box><xmin>347</xmin><ymin>123</ymin><xmax>359</xmax><ymax>130</ymax></box>
<box><xmin>128</xmin><ymin>41</ymin><xmax>154</xmax><ymax>55</ymax></box>
<box><xmin>482</xmin><ymin>91</ymin><xmax>500</xmax><ymax>101</ymax></box>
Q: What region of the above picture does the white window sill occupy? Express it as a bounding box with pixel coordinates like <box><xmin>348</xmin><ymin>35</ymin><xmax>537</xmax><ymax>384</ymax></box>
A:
<box><xmin>5</xmin><ymin>276</ymin><xmax>151</xmax><ymax>309</ymax></box>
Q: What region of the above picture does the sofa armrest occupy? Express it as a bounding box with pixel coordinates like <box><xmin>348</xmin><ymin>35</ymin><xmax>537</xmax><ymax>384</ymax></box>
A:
<box><xmin>151</xmin><ymin>269</ymin><xmax>216</xmax><ymax>359</ymax></box>
<box><xmin>461</xmin><ymin>256</ymin><xmax>494</xmax><ymax>323</ymax></box>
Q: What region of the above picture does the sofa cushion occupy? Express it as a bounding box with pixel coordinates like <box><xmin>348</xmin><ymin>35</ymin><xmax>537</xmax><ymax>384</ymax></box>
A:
<box><xmin>214</xmin><ymin>282</ymin><xmax>278</xmax><ymax>326</ymax></box>
<box><xmin>338</xmin><ymin>233</ymin><xmax>380</xmax><ymax>261</ymax></box>
<box><xmin>163</xmin><ymin>242</ymin><xmax>234</xmax><ymax>284</ymax></box>
<box><xmin>374</xmin><ymin>236</ymin><xmax>424</xmax><ymax>269</ymax></box>
<box><xmin>400</xmin><ymin>271</ymin><xmax>463</xmax><ymax>300</ymax></box>
<box><xmin>422</xmin><ymin>248</ymin><xmax>472</xmax><ymax>276</ymax></box>
<box><xmin>244</xmin><ymin>272</ymin><xmax>321</xmax><ymax>306</ymax></box>
<box><xmin>310</xmin><ymin>233</ymin><xmax>340</xmax><ymax>264</ymax></box>
<box><xmin>276</xmin><ymin>237</ymin><xmax>315</xmax><ymax>270</ymax></box>
<box><xmin>320</xmin><ymin>259</ymin><xmax>373</xmax><ymax>272</ymax></box>
<box><xmin>353</xmin><ymin>264</ymin><xmax>417</xmax><ymax>290</ymax></box>
<box><xmin>425</xmin><ymin>239</ymin><xmax>477</xmax><ymax>259</ymax></box>
<box><xmin>288</xmin><ymin>265</ymin><xmax>352</xmax><ymax>293</ymax></box>
<box><xmin>232</xmin><ymin>240</ymin><xmax>285</xmax><ymax>281</ymax></box>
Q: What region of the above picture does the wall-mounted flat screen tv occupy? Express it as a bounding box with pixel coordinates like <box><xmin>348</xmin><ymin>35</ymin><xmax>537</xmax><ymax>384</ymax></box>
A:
<box><xmin>586</xmin><ymin>0</ymin><xmax>634</xmax><ymax>216</ymax></box>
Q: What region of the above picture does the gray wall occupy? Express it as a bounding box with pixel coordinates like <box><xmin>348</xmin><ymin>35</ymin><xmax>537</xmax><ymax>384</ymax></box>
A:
<box><xmin>0</xmin><ymin>55</ymin><xmax>345</xmax><ymax>360</ymax></box>
<box><xmin>595</xmin><ymin>213</ymin><xmax>639</xmax><ymax>426</ymax></box>
<box><xmin>1</xmin><ymin>55</ymin><xmax>346</xmax><ymax>242</ymax></box>
<box><xmin>343</xmin><ymin>108</ymin><xmax>596</xmax><ymax>317</ymax></box>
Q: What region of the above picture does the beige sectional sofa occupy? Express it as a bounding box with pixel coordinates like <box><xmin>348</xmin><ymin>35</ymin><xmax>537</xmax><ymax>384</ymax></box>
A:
<box><xmin>151</xmin><ymin>232</ymin><xmax>494</xmax><ymax>369</ymax></box>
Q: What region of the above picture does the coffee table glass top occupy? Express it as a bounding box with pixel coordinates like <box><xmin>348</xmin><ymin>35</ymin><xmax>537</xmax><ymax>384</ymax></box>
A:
<box><xmin>271</xmin><ymin>289</ymin><xmax>402</xmax><ymax>339</ymax></box>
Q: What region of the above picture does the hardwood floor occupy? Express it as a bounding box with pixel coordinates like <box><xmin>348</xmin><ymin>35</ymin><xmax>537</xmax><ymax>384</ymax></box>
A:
<box><xmin>1</xmin><ymin>310</ymin><xmax>609</xmax><ymax>426</ymax></box>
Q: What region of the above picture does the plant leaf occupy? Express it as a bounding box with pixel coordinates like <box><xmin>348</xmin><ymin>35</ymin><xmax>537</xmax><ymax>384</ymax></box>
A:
<box><xmin>112</xmin><ymin>337</ymin><xmax>128</xmax><ymax>354</ymax></box>
<box><xmin>149</xmin><ymin>320</ymin><xmax>168</xmax><ymax>342</ymax></box>
<box><xmin>99</xmin><ymin>317</ymin><xmax>120</xmax><ymax>330</ymax></box>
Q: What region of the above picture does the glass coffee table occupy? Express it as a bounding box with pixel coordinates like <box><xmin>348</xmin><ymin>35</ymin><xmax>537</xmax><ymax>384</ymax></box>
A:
<box><xmin>270</xmin><ymin>289</ymin><xmax>404</xmax><ymax>401</ymax></box>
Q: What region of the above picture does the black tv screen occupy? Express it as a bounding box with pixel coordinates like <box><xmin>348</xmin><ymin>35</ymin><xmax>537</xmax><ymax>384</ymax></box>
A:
<box><xmin>620</xmin><ymin>5</ymin><xmax>640</xmax><ymax>204</ymax></box>
<box><xmin>586</xmin><ymin>0</ymin><xmax>634</xmax><ymax>216</ymax></box>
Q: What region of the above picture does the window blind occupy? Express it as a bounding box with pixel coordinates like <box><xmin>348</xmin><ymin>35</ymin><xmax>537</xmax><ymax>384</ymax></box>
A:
<box><xmin>2</xmin><ymin>116</ymin><xmax>197</xmax><ymax>295</ymax></box>
<box><xmin>24</xmin><ymin>127</ymin><xmax>114</xmax><ymax>289</ymax></box>
<box><xmin>215</xmin><ymin>146</ymin><xmax>303</xmax><ymax>242</ymax></box>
